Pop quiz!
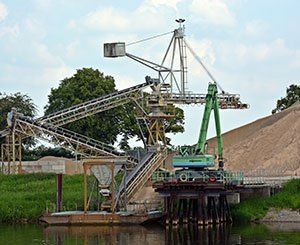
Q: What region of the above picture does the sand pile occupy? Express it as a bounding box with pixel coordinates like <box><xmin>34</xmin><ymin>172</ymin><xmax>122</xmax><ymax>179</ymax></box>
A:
<box><xmin>208</xmin><ymin>103</ymin><xmax>300</xmax><ymax>176</ymax></box>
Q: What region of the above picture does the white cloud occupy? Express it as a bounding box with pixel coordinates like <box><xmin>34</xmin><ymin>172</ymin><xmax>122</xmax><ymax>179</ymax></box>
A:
<box><xmin>113</xmin><ymin>73</ymin><xmax>137</xmax><ymax>90</ymax></box>
<box><xmin>84</xmin><ymin>7</ymin><xmax>130</xmax><ymax>31</ymax></box>
<box><xmin>0</xmin><ymin>23</ymin><xmax>19</xmax><ymax>37</ymax></box>
<box><xmin>24</xmin><ymin>18</ymin><xmax>47</xmax><ymax>38</ymax></box>
<box><xmin>182</xmin><ymin>37</ymin><xmax>217</xmax><ymax>89</ymax></box>
<box><xmin>189</xmin><ymin>0</ymin><xmax>235</xmax><ymax>27</ymax></box>
<box><xmin>35</xmin><ymin>43</ymin><xmax>60</xmax><ymax>66</ymax></box>
<box><xmin>65</xmin><ymin>40</ymin><xmax>80</xmax><ymax>58</ymax></box>
<box><xmin>0</xmin><ymin>1</ymin><xmax>8</xmax><ymax>22</ymax></box>
<box><xmin>147</xmin><ymin>0</ymin><xmax>182</xmax><ymax>10</ymax></box>
<box><xmin>33</xmin><ymin>0</ymin><xmax>52</xmax><ymax>9</ymax></box>
<box><xmin>217</xmin><ymin>38</ymin><xmax>298</xmax><ymax>66</ymax></box>
<box><xmin>41</xmin><ymin>64</ymin><xmax>73</xmax><ymax>85</ymax></box>
<box><xmin>69</xmin><ymin>1</ymin><xmax>174</xmax><ymax>33</ymax></box>
<box><xmin>245</xmin><ymin>20</ymin><xmax>269</xmax><ymax>37</ymax></box>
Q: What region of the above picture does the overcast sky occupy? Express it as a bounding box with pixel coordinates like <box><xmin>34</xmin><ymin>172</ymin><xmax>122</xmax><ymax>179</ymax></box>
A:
<box><xmin>0</xmin><ymin>0</ymin><xmax>299</xmax><ymax>146</ymax></box>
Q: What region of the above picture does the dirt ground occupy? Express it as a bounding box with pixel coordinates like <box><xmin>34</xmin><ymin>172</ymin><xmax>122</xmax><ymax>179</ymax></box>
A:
<box><xmin>208</xmin><ymin>102</ymin><xmax>300</xmax><ymax>176</ymax></box>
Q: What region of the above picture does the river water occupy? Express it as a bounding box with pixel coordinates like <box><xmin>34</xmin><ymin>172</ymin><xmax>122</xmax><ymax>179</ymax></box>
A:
<box><xmin>0</xmin><ymin>223</ymin><xmax>299</xmax><ymax>244</ymax></box>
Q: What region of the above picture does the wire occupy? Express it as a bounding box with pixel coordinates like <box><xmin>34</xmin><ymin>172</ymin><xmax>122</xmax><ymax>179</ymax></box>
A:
<box><xmin>126</xmin><ymin>31</ymin><xmax>174</xmax><ymax>46</ymax></box>
<box><xmin>184</xmin><ymin>39</ymin><xmax>225</xmax><ymax>93</ymax></box>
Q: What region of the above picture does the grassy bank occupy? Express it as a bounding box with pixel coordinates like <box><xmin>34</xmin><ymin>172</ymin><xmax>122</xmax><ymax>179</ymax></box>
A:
<box><xmin>232</xmin><ymin>179</ymin><xmax>300</xmax><ymax>222</ymax></box>
<box><xmin>0</xmin><ymin>173</ymin><xmax>86</xmax><ymax>223</ymax></box>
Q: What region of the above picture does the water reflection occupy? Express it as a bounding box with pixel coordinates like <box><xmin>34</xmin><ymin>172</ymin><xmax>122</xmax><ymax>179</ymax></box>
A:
<box><xmin>165</xmin><ymin>224</ymin><xmax>240</xmax><ymax>245</ymax></box>
<box><xmin>43</xmin><ymin>225</ymin><xmax>165</xmax><ymax>245</ymax></box>
<box><xmin>0</xmin><ymin>223</ymin><xmax>299</xmax><ymax>245</ymax></box>
<box><xmin>43</xmin><ymin>224</ymin><xmax>240</xmax><ymax>245</ymax></box>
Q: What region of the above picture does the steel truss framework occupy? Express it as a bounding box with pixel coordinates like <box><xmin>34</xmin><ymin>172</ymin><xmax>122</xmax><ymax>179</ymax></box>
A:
<box><xmin>0</xmin><ymin>22</ymin><xmax>250</xmax><ymax>209</ymax></box>
<box><xmin>38</xmin><ymin>80</ymin><xmax>155</xmax><ymax>126</ymax></box>
<box><xmin>0</xmin><ymin>81</ymin><xmax>157</xmax><ymax>171</ymax></box>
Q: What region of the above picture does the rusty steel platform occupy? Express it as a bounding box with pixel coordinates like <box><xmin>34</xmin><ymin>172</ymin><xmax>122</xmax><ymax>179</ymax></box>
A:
<box><xmin>40</xmin><ymin>211</ymin><xmax>163</xmax><ymax>226</ymax></box>
<box><xmin>153</xmin><ymin>180</ymin><xmax>242</xmax><ymax>196</ymax></box>
<box><xmin>152</xmin><ymin>181</ymin><xmax>243</xmax><ymax>225</ymax></box>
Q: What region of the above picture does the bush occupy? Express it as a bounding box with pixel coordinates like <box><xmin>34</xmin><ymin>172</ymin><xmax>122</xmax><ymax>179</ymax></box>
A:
<box><xmin>232</xmin><ymin>179</ymin><xmax>300</xmax><ymax>222</ymax></box>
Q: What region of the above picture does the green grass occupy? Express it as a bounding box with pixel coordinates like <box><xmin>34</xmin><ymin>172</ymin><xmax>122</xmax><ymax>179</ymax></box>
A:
<box><xmin>0</xmin><ymin>173</ymin><xmax>87</xmax><ymax>223</ymax></box>
<box><xmin>1</xmin><ymin>174</ymin><xmax>299</xmax><ymax>224</ymax></box>
<box><xmin>232</xmin><ymin>179</ymin><xmax>300</xmax><ymax>222</ymax></box>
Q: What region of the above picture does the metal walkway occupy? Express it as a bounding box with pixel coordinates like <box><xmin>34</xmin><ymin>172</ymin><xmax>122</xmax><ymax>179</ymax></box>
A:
<box><xmin>116</xmin><ymin>147</ymin><xmax>168</xmax><ymax>206</ymax></box>
<box><xmin>163</xmin><ymin>92</ymin><xmax>249</xmax><ymax>109</ymax></box>
<box><xmin>14</xmin><ymin>115</ymin><xmax>137</xmax><ymax>163</ymax></box>
<box><xmin>38</xmin><ymin>80</ymin><xmax>155</xmax><ymax>126</ymax></box>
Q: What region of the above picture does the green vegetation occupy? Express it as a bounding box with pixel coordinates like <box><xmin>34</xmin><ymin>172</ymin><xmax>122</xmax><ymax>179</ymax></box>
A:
<box><xmin>272</xmin><ymin>84</ymin><xmax>300</xmax><ymax>114</ymax></box>
<box><xmin>0</xmin><ymin>92</ymin><xmax>37</xmax><ymax>147</ymax></box>
<box><xmin>0</xmin><ymin>173</ymin><xmax>88</xmax><ymax>223</ymax></box>
<box><xmin>232</xmin><ymin>179</ymin><xmax>300</xmax><ymax>222</ymax></box>
<box><xmin>44</xmin><ymin>68</ymin><xmax>184</xmax><ymax>149</ymax></box>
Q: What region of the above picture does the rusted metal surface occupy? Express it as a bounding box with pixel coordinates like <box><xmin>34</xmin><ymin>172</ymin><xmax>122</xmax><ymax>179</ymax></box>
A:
<box><xmin>39</xmin><ymin>211</ymin><xmax>163</xmax><ymax>226</ymax></box>
<box><xmin>153</xmin><ymin>181</ymin><xmax>238</xmax><ymax>225</ymax></box>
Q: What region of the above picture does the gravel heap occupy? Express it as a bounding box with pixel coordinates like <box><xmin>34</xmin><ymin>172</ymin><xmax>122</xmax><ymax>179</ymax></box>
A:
<box><xmin>208</xmin><ymin>103</ymin><xmax>300</xmax><ymax>176</ymax></box>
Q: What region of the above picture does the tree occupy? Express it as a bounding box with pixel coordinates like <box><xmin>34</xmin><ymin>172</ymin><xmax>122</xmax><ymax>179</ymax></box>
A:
<box><xmin>44</xmin><ymin>68</ymin><xmax>185</xmax><ymax>149</ymax></box>
<box><xmin>0</xmin><ymin>92</ymin><xmax>37</xmax><ymax>145</ymax></box>
<box><xmin>44</xmin><ymin>68</ymin><xmax>122</xmax><ymax>145</ymax></box>
<box><xmin>272</xmin><ymin>84</ymin><xmax>300</xmax><ymax>114</ymax></box>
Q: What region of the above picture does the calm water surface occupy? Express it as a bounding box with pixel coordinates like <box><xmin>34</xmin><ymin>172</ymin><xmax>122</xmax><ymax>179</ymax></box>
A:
<box><xmin>0</xmin><ymin>223</ymin><xmax>299</xmax><ymax>245</ymax></box>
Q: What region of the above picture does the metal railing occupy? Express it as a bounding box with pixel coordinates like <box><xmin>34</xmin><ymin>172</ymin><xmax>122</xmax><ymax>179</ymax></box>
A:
<box><xmin>151</xmin><ymin>169</ymin><xmax>244</xmax><ymax>185</ymax></box>
<box><xmin>116</xmin><ymin>147</ymin><xmax>168</xmax><ymax>207</ymax></box>
<box><xmin>162</xmin><ymin>92</ymin><xmax>249</xmax><ymax>109</ymax></box>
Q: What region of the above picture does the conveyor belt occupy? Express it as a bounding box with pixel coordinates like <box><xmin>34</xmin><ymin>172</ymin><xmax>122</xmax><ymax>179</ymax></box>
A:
<box><xmin>116</xmin><ymin>147</ymin><xmax>168</xmax><ymax>206</ymax></box>
<box><xmin>14</xmin><ymin>115</ymin><xmax>137</xmax><ymax>164</ymax></box>
<box><xmin>39</xmin><ymin>80</ymin><xmax>156</xmax><ymax>126</ymax></box>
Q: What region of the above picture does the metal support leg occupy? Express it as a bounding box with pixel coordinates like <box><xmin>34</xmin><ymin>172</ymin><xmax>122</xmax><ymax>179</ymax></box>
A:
<box><xmin>198</xmin><ymin>193</ymin><xmax>205</xmax><ymax>225</ymax></box>
<box><xmin>225</xmin><ymin>196</ymin><xmax>232</xmax><ymax>223</ymax></box>
<box><xmin>17</xmin><ymin>136</ymin><xmax>22</xmax><ymax>174</ymax></box>
<box><xmin>83</xmin><ymin>164</ymin><xmax>88</xmax><ymax>213</ymax></box>
<box><xmin>188</xmin><ymin>198</ymin><xmax>193</xmax><ymax>222</ymax></box>
<box><xmin>182</xmin><ymin>199</ymin><xmax>188</xmax><ymax>224</ymax></box>
<box><xmin>212</xmin><ymin>197</ymin><xmax>219</xmax><ymax>224</ymax></box>
<box><xmin>172</xmin><ymin>195</ymin><xmax>178</xmax><ymax>225</ymax></box>
<box><xmin>201</xmin><ymin>195</ymin><xmax>208</xmax><ymax>225</ymax></box>
<box><xmin>177</xmin><ymin>199</ymin><xmax>182</xmax><ymax>224</ymax></box>
<box><xmin>165</xmin><ymin>196</ymin><xmax>170</xmax><ymax>225</ymax></box>
<box><xmin>1</xmin><ymin>145</ymin><xmax>4</xmax><ymax>174</ymax></box>
<box><xmin>56</xmin><ymin>174</ymin><xmax>63</xmax><ymax>212</ymax></box>
<box><xmin>12</xmin><ymin>131</ymin><xmax>15</xmax><ymax>173</ymax></box>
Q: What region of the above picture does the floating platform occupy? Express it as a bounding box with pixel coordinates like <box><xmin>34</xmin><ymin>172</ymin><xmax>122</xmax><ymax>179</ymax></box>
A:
<box><xmin>40</xmin><ymin>210</ymin><xmax>163</xmax><ymax>226</ymax></box>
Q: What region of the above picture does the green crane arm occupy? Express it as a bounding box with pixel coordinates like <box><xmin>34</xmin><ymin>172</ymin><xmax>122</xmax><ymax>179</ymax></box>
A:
<box><xmin>195</xmin><ymin>83</ymin><xmax>223</xmax><ymax>167</ymax></box>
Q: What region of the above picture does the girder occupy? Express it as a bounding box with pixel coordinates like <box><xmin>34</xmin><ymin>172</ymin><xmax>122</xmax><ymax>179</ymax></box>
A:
<box><xmin>162</xmin><ymin>92</ymin><xmax>249</xmax><ymax>109</ymax></box>
<box><xmin>39</xmin><ymin>80</ymin><xmax>155</xmax><ymax>126</ymax></box>
<box><xmin>14</xmin><ymin>115</ymin><xmax>137</xmax><ymax>164</ymax></box>
<box><xmin>1</xmin><ymin>81</ymin><xmax>155</xmax><ymax>165</ymax></box>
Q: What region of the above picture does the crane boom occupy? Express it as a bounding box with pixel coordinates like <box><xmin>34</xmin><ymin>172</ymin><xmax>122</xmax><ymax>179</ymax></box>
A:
<box><xmin>195</xmin><ymin>82</ymin><xmax>223</xmax><ymax>168</ymax></box>
<box><xmin>173</xmin><ymin>82</ymin><xmax>224</xmax><ymax>169</ymax></box>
